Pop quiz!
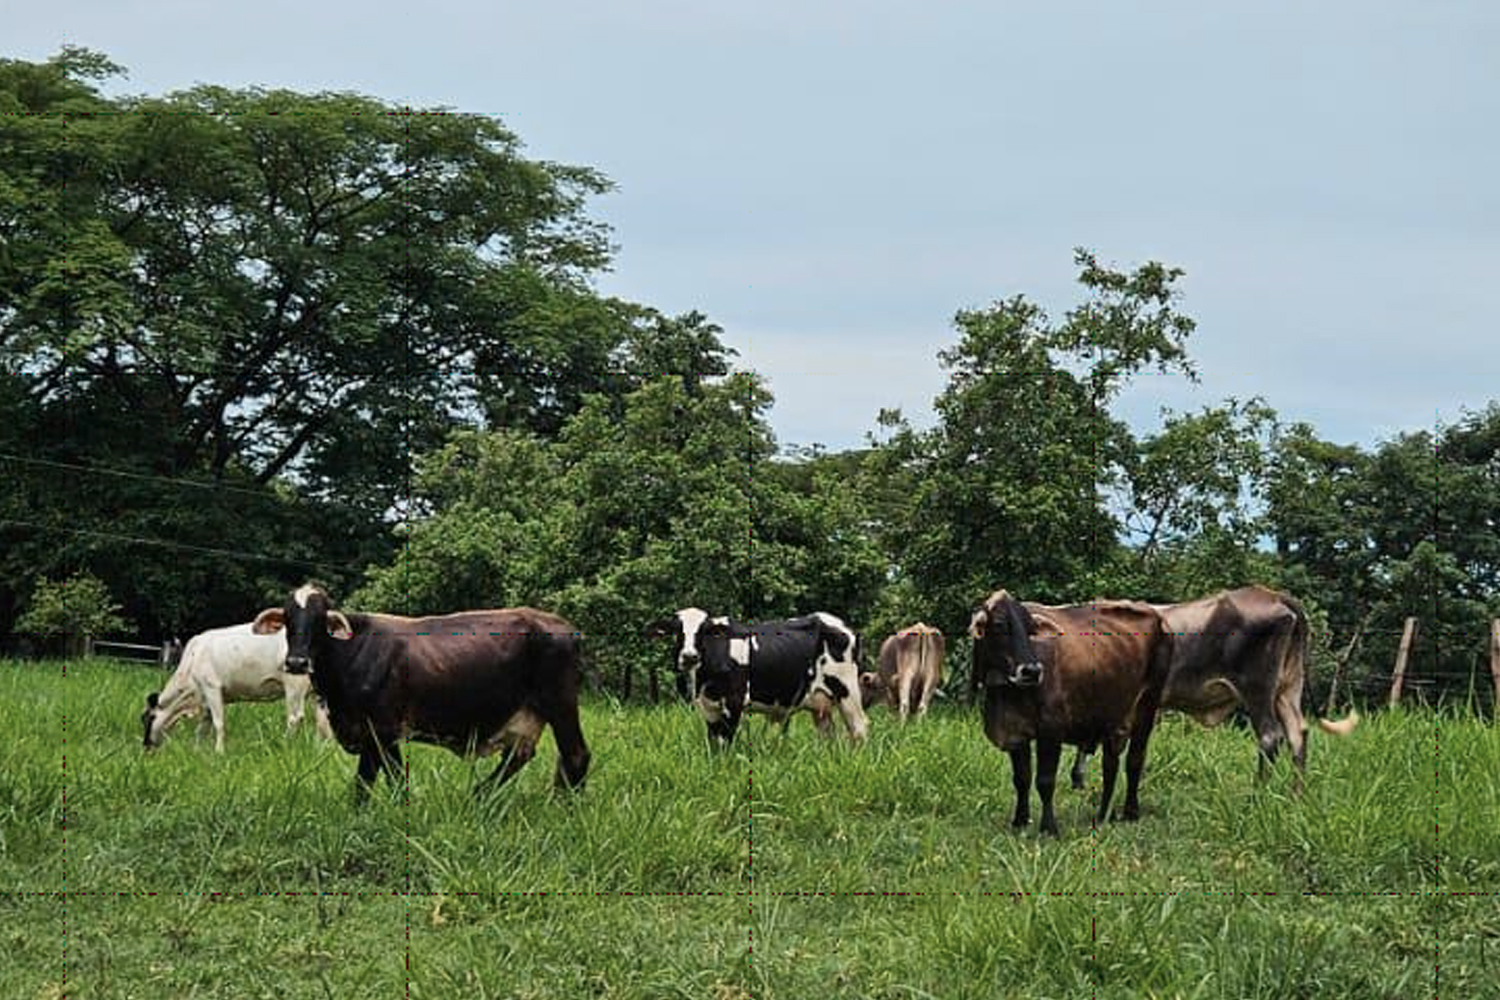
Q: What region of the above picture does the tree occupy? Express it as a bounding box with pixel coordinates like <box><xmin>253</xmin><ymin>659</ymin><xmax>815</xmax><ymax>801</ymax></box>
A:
<box><xmin>1123</xmin><ymin>398</ymin><xmax>1278</xmax><ymax>600</ymax></box>
<box><xmin>15</xmin><ymin>572</ymin><xmax>130</xmax><ymax>657</ymax></box>
<box><xmin>0</xmin><ymin>50</ymin><xmax>699</xmax><ymax>641</ymax></box>
<box><xmin>867</xmin><ymin>250</ymin><xmax>1199</xmax><ymax>645</ymax></box>
<box><xmin>1267</xmin><ymin>413</ymin><xmax>1500</xmax><ymax>706</ymax></box>
<box><xmin>354</xmin><ymin>373</ymin><xmax>886</xmax><ymax>699</ymax></box>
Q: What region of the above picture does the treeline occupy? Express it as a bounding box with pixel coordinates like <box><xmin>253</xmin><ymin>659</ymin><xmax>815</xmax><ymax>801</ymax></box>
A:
<box><xmin>3</xmin><ymin>50</ymin><xmax>1497</xmax><ymax>708</ymax></box>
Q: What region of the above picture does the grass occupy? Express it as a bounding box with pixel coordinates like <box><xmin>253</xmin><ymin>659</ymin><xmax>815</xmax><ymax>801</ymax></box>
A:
<box><xmin>1</xmin><ymin>657</ymin><xmax>1496</xmax><ymax>998</ymax></box>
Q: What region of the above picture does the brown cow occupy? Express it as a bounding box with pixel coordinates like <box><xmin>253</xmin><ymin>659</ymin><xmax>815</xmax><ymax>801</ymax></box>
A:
<box><xmin>970</xmin><ymin>590</ymin><xmax>1170</xmax><ymax>836</ymax></box>
<box><xmin>1066</xmin><ymin>585</ymin><xmax>1358</xmax><ymax>792</ymax></box>
<box><xmin>859</xmin><ymin>623</ymin><xmax>945</xmax><ymax>722</ymax></box>
<box><xmin>252</xmin><ymin>584</ymin><xmax>590</xmax><ymax>796</ymax></box>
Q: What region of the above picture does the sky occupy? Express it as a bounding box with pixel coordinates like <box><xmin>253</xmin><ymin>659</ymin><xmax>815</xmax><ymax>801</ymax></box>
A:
<box><xmin>11</xmin><ymin>1</ymin><xmax>1499</xmax><ymax>453</ymax></box>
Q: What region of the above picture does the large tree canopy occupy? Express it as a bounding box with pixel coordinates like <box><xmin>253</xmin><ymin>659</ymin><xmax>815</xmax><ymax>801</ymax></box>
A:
<box><xmin>0</xmin><ymin>49</ymin><xmax>728</xmax><ymax>640</ymax></box>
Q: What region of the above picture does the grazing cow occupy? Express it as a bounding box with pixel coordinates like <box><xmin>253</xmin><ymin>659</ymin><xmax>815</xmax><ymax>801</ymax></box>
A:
<box><xmin>970</xmin><ymin>590</ymin><xmax>1170</xmax><ymax>836</ymax></box>
<box><xmin>251</xmin><ymin>584</ymin><xmax>589</xmax><ymax>795</ymax></box>
<box><xmin>859</xmin><ymin>623</ymin><xmax>945</xmax><ymax>722</ymax></box>
<box><xmin>1065</xmin><ymin>586</ymin><xmax>1359</xmax><ymax>790</ymax></box>
<box><xmin>651</xmin><ymin>609</ymin><xmax>869</xmax><ymax>744</ymax></box>
<box><xmin>141</xmin><ymin>623</ymin><xmax>331</xmax><ymax>752</ymax></box>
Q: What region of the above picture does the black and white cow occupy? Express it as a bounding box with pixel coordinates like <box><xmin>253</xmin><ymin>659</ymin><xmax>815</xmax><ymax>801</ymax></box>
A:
<box><xmin>649</xmin><ymin>609</ymin><xmax>869</xmax><ymax>744</ymax></box>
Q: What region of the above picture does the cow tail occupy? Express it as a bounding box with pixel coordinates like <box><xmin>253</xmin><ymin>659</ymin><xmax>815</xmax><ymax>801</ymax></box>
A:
<box><xmin>1287</xmin><ymin>595</ymin><xmax>1360</xmax><ymax>737</ymax></box>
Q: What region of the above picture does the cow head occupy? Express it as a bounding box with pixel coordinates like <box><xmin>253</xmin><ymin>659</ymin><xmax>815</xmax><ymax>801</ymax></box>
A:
<box><xmin>969</xmin><ymin>590</ymin><xmax>1044</xmax><ymax>690</ymax></box>
<box><xmin>648</xmin><ymin>607</ymin><xmax>716</xmax><ymax>700</ymax></box>
<box><xmin>140</xmin><ymin>691</ymin><xmax>161</xmax><ymax>748</ymax></box>
<box><xmin>252</xmin><ymin>583</ymin><xmax>353</xmax><ymax>675</ymax></box>
<box><xmin>858</xmin><ymin>671</ymin><xmax>890</xmax><ymax>709</ymax></box>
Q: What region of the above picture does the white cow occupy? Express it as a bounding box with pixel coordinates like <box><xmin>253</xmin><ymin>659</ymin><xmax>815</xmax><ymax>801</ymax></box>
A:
<box><xmin>141</xmin><ymin>623</ymin><xmax>331</xmax><ymax>752</ymax></box>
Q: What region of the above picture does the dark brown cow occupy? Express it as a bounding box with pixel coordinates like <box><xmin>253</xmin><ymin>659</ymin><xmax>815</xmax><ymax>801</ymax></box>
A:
<box><xmin>859</xmin><ymin>623</ymin><xmax>945</xmax><ymax>722</ymax></box>
<box><xmin>970</xmin><ymin>590</ymin><xmax>1170</xmax><ymax>836</ymax></box>
<box><xmin>252</xmin><ymin>584</ymin><xmax>590</xmax><ymax>796</ymax></box>
<box><xmin>1067</xmin><ymin>586</ymin><xmax>1358</xmax><ymax>791</ymax></box>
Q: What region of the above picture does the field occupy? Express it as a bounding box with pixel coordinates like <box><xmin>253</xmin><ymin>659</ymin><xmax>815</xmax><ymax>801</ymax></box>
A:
<box><xmin>2</xmin><ymin>658</ymin><xmax>1498</xmax><ymax>999</ymax></box>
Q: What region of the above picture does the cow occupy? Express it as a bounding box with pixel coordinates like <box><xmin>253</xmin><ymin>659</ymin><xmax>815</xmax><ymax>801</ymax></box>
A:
<box><xmin>650</xmin><ymin>608</ymin><xmax>869</xmax><ymax>745</ymax></box>
<box><xmin>251</xmin><ymin>584</ymin><xmax>589</xmax><ymax>796</ymax></box>
<box><xmin>141</xmin><ymin>623</ymin><xmax>332</xmax><ymax>752</ymax></box>
<box><xmin>1064</xmin><ymin>586</ymin><xmax>1359</xmax><ymax>791</ymax></box>
<box><xmin>969</xmin><ymin>590</ymin><xmax>1171</xmax><ymax>836</ymax></box>
<box><xmin>858</xmin><ymin>623</ymin><xmax>945</xmax><ymax>722</ymax></box>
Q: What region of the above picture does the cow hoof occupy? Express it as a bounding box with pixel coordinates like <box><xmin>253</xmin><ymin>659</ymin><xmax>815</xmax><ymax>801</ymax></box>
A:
<box><xmin>1040</xmin><ymin>824</ymin><xmax>1060</xmax><ymax>838</ymax></box>
<box><xmin>1011</xmin><ymin>816</ymin><xmax>1030</xmax><ymax>830</ymax></box>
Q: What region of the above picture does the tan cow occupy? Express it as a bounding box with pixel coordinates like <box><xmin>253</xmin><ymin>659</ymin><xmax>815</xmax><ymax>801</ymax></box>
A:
<box><xmin>860</xmin><ymin>623</ymin><xmax>945</xmax><ymax>722</ymax></box>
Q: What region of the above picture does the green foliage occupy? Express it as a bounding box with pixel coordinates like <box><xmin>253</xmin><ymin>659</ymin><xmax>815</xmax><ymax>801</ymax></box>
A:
<box><xmin>355</xmin><ymin>374</ymin><xmax>887</xmax><ymax>698</ymax></box>
<box><xmin>865</xmin><ymin>250</ymin><xmax>1198</xmax><ymax>636</ymax></box>
<box><xmin>0</xmin><ymin>49</ymin><xmax>733</xmax><ymax>643</ymax></box>
<box><xmin>1268</xmin><ymin>409</ymin><xmax>1500</xmax><ymax>707</ymax></box>
<box><xmin>14</xmin><ymin>572</ymin><xmax>129</xmax><ymax>654</ymax></box>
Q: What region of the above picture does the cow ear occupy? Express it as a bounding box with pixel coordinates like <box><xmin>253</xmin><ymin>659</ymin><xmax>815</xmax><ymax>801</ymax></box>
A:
<box><xmin>858</xmin><ymin>672</ymin><xmax>882</xmax><ymax>691</ymax></box>
<box><xmin>146</xmin><ymin>692</ymin><xmax>159</xmax><ymax>709</ymax></box>
<box><xmin>645</xmin><ymin>618</ymin><xmax>675</xmax><ymax>638</ymax></box>
<box><xmin>968</xmin><ymin>608</ymin><xmax>989</xmax><ymax>640</ymax></box>
<box><xmin>252</xmin><ymin>608</ymin><xmax>286</xmax><ymax>635</ymax></box>
<box><xmin>326</xmin><ymin>610</ymin><xmax>354</xmax><ymax>640</ymax></box>
<box><xmin>1013</xmin><ymin>602</ymin><xmax>1039</xmax><ymax>635</ymax></box>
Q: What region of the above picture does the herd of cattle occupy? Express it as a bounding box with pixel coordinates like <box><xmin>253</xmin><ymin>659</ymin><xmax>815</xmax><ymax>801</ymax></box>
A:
<box><xmin>139</xmin><ymin>582</ymin><xmax>1357</xmax><ymax>833</ymax></box>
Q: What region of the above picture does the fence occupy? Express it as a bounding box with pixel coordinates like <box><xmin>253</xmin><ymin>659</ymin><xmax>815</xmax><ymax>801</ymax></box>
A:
<box><xmin>1381</xmin><ymin>617</ymin><xmax>1500</xmax><ymax>712</ymax></box>
<box><xmin>84</xmin><ymin>637</ymin><xmax>180</xmax><ymax>667</ymax></box>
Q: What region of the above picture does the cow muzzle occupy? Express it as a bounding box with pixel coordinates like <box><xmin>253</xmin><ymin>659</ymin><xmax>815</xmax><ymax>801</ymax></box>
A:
<box><xmin>1010</xmin><ymin>661</ymin><xmax>1043</xmax><ymax>687</ymax></box>
<box><xmin>284</xmin><ymin>655</ymin><xmax>311</xmax><ymax>675</ymax></box>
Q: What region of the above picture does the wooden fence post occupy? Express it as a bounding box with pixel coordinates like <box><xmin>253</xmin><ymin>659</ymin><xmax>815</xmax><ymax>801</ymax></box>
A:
<box><xmin>1490</xmin><ymin>619</ymin><xmax>1500</xmax><ymax>717</ymax></box>
<box><xmin>1388</xmin><ymin>617</ymin><xmax>1417</xmax><ymax>707</ymax></box>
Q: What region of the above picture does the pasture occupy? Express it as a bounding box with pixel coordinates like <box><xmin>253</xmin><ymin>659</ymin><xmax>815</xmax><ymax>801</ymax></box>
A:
<box><xmin>3</xmin><ymin>658</ymin><xmax>1497</xmax><ymax>999</ymax></box>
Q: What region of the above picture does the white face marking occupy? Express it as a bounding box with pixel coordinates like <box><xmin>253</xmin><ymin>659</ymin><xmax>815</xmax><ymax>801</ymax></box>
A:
<box><xmin>676</xmin><ymin>608</ymin><xmax>710</xmax><ymax>669</ymax></box>
<box><xmin>293</xmin><ymin>583</ymin><xmax>319</xmax><ymax>608</ymax></box>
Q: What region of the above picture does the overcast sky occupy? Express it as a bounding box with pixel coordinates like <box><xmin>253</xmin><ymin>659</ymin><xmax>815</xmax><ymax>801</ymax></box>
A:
<box><xmin>12</xmin><ymin>2</ymin><xmax>1498</xmax><ymax>452</ymax></box>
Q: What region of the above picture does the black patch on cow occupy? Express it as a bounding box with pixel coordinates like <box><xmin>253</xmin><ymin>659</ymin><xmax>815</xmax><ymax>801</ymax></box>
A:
<box><xmin>823</xmin><ymin>674</ymin><xmax>850</xmax><ymax>701</ymax></box>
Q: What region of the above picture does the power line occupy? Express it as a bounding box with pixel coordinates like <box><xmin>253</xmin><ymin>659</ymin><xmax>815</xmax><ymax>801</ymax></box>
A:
<box><xmin>0</xmin><ymin>517</ymin><xmax>362</xmax><ymax>575</ymax></box>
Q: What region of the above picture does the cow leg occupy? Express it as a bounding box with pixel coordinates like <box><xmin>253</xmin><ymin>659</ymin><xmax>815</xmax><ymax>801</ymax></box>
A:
<box><xmin>1253</xmin><ymin>710</ymin><xmax>1283</xmax><ymax>783</ymax></box>
<box><xmin>547</xmin><ymin>707</ymin><xmax>591</xmax><ymax>791</ymax></box>
<box><xmin>1122</xmin><ymin>709</ymin><xmax>1158</xmax><ymax>822</ymax></box>
<box><xmin>313</xmin><ymin>700</ymin><xmax>333</xmax><ymax>740</ymax></box>
<box><xmin>1007</xmin><ymin>745</ymin><xmax>1032</xmax><ymax>829</ymax></box>
<box><xmin>354</xmin><ymin>745</ymin><xmax>382</xmax><ymax>800</ymax></box>
<box><xmin>1275</xmin><ymin>693</ymin><xmax>1308</xmax><ymax>794</ymax></box>
<box><xmin>354</xmin><ymin>740</ymin><xmax>403</xmax><ymax>800</ymax></box>
<box><xmin>201</xmin><ymin>684</ymin><xmax>227</xmax><ymax>753</ymax></box>
<box><xmin>284</xmin><ymin>684</ymin><xmax>305</xmax><ymax>736</ymax></box>
<box><xmin>1094</xmin><ymin>737</ymin><xmax>1123</xmax><ymax>826</ymax></box>
<box><xmin>1036</xmin><ymin>740</ymin><xmax>1063</xmax><ymax>837</ymax></box>
<box><xmin>1070</xmin><ymin>747</ymin><xmax>1090</xmax><ymax>790</ymax></box>
<box><xmin>915</xmin><ymin>678</ymin><xmax>935</xmax><ymax>719</ymax></box>
<box><xmin>897</xmin><ymin>671</ymin><xmax>915</xmax><ymax>724</ymax></box>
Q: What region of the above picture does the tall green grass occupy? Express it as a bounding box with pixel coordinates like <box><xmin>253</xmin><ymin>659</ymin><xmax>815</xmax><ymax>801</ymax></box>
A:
<box><xmin>3</xmin><ymin>658</ymin><xmax>1496</xmax><ymax>998</ymax></box>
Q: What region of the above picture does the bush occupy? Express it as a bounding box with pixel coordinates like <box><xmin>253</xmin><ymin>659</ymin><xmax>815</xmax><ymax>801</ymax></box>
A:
<box><xmin>15</xmin><ymin>572</ymin><xmax>131</xmax><ymax>656</ymax></box>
